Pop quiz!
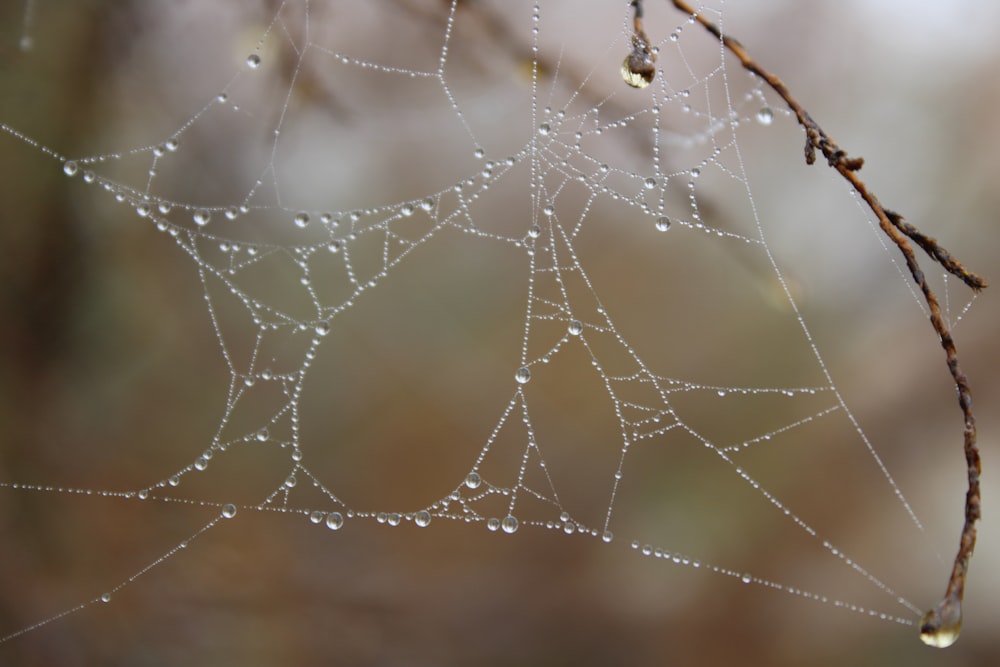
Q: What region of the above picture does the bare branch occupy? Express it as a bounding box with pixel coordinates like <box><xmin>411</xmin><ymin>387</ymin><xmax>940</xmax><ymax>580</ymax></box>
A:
<box><xmin>668</xmin><ymin>0</ymin><xmax>984</xmax><ymax>648</ymax></box>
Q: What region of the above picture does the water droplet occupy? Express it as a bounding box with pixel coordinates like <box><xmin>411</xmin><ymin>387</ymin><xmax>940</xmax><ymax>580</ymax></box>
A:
<box><xmin>415</xmin><ymin>510</ymin><xmax>432</xmax><ymax>527</ymax></box>
<box><xmin>741</xmin><ymin>572</ymin><xmax>752</xmax><ymax>584</ymax></box>
<box><xmin>473</xmin><ymin>147</ymin><xmax>485</xmax><ymax>159</ymax></box>
<box><xmin>568</xmin><ymin>320</ymin><xmax>583</xmax><ymax>336</ymax></box>
<box><xmin>168</xmin><ymin>475</ymin><xmax>180</xmax><ymax>487</ymax></box>
<box><xmin>136</xmin><ymin>203</ymin><xmax>151</xmax><ymax>218</ymax></box>
<box><xmin>756</xmin><ymin>107</ymin><xmax>774</xmax><ymax>125</ymax></box>
<box><xmin>514</xmin><ymin>367</ymin><xmax>531</xmax><ymax>384</ymax></box>
<box><xmin>294</xmin><ymin>212</ymin><xmax>310</xmax><ymax>227</ymax></box>
<box><xmin>690</xmin><ymin>168</ymin><xmax>701</xmax><ymax>179</ymax></box>
<box><xmin>137</xmin><ymin>489</ymin><xmax>149</xmax><ymax>500</ymax></box>
<box><xmin>100</xmin><ymin>592</ymin><xmax>112</xmax><ymax>603</ymax></box>
<box><xmin>256</xmin><ymin>428</ymin><xmax>269</xmax><ymax>442</ymax></box>
<box><xmin>82</xmin><ymin>171</ymin><xmax>96</xmax><ymax>183</ymax></box>
<box><xmin>387</xmin><ymin>513</ymin><xmax>402</xmax><ymax>526</ymax></box>
<box><xmin>284</xmin><ymin>475</ymin><xmax>297</xmax><ymax>488</ymax></box>
<box><xmin>538</xmin><ymin>123</ymin><xmax>551</xmax><ymax>136</ymax></box>
<box><xmin>308</xmin><ymin>511</ymin><xmax>325</xmax><ymax>524</ymax></box>
<box><xmin>221</xmin><ymin>503</ymin><xmax>237</xmax><ymax>519</ymax></box>
<box><xmin>542</xmin><ymin>204</ymin><xmax>554</xmax><ymax>216</ymax></box>
<box><xmin>501</xmin><ymin>515</ymin><xmax>519</xmax><ymax>534</ymax></box>
<box><xmin>327</xmin><ymin>240</ymin><xmax>342</xmax><ymax>253</ymax></box>
<box><xmin>194</xmin><ymin>457</ymin><xmax>208</xmax><ymax>471</ymax></box>
<box><xmin>400</xmin><ymin>203</ymin><xmax>415</xmax><ymax>217</ymax></box>
<box><xmin>193</xmin><ymin>209</ymin><xmax>211</xmax><ymax>226</ymax></box>
<box><xmin>528</xmin><ymin>225</ymin><xmax>541</xmax><ymax>239</ymax></box>
<box><xmin>246</xmin><ymin>54</ymin><xmax>261</xmax><ymax>69</ymax></box>
<box><xmin>656</xmin><ymin>216</ymin><xmax>672</xmax><ymax>232</ymax></box>
<box><xmin>621</xmin><ymin>53</ymin><xmax>655</xmax><ymax>89</ymax></box>
<box><xmin>919</xmin><ymin>601</ymin><xmax>962</xmax><ymax>648</ymax></box>
<box><xmin>644</xmin><ymin>177</ymin><xmax>657</xmax><ymax>190</ymax></box>
<box><xmin>486</xmin><ymin>517</ymin><xmax>501</xmax><ymax>532</ymax></box>
<box><xmin>165</xmin><ymin>138</ymin><xmax>178</xmax><ymax>152</ymax></box>
<box><xmin>63</xmin><ymin>161</ymin><xmax>78</xmax><ymax>177</ymax></box>
<box><xmin>326</xmin><ymin>511</ymin><xmax>344</xmax><ymax>530</ymax></box>
<box><xmin>602</xmin><ymin>530</ymin><xmax>614</xmax><ymax>543</ymax></box>
<box><xmin>420</xmin><ymin>197</ymin><xmax>435</xmax><ymax>211</ymax></box>
<box><xmin>158</xmin><ymin>201</ymin><xmax>172</xmax><ymax>215</ymax></box>
<box><xmin>465</xmin><ymin>472</ymin><xmax>482</xmax><ymax>489</ymax></box>
<box><xmin>314</xmin><ymin>320</ymin><xmax>330</xmax><ymax>336</ymax></box>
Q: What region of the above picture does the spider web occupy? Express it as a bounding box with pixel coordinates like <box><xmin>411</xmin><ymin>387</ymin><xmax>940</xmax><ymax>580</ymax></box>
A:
<box><xmin>0</xmin><ymin>1</ymin><xmax>990</xmax><ymax>664</ymax></box>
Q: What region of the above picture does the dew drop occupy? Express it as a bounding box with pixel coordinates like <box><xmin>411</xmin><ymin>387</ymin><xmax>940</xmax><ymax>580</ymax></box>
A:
<box><xmin>420</xmin><ymin>197</ymin><xmax>435</xmax><ymax>211</ymax></box>
<box><xmin>656</xmin><ymin>216</ymin><xmax>672</xmax><ymax>232</ymax></box>
<box><xmin>82</xmin><ymin>170</ymin><xmax>96</xmax><ymax>184</ymax></box>
<box><xmin>327</xmin><ymin>240</ymin><xmax>342</xmax><ymax>253</ymax></box>
<box><xmin>165</xmin><ymin>138</ymin><xmax>178</xmax><ymax>151</ymax></box>
<box><xmin>415</xmin><ymin>510</ymin><xmax>432</xmax><ymax>527</ymax></box>
<box><xmin>136</xmin><ymin>203</ymin><xmax>151</xmax><ymax>218</ymax></box>
<box><xmin>284</xmin><ymin>475</ymin><xmax>297</xmax><ymax>488</ymax></box>
<box><xmin>221</xmin><ymin>503</ymin><xmax>237</xmax><ymax>519</ymax></box>
<box><xmin>137</xmin><ymin>489</ymin><xmax>149</xmax><ymax>500</ymax></box>
<box><xmin>63</xmin><ymin>160</ymin><xmax>78</xmax><ymax>177</ymax></box>
<box><xmin>387</xmin><ymin>513</ymin><xmax>402</xmax><ymax>527</ymax></box>
<box><xmin>168</xmin><ymin>475</ymin><xmax>180</xmax><ymax>487</ymax></box>
<box><xmin>487</xmin><ymin>517</ymin><xmax>501</xmax><ymax>532</ymax></box>
<box><xmin>465</xmin><ymin>472</ymin><xmax>482</xmax><ymax>489</ymax></box>
<box><xmin>919</xmin><ymin>601</ymin><xmax>962</xmax><ymax>648</ymax></box>
<box><xmin>568</xmin><ymin>319</ymin><xmax>583</xmax><ymax>336</ymax></box>
<box><xmin>293</xmin><ymin>212</ymin><xmax>310</xmax><ymax>227</ymax></box>
<box><xmin>246</xmin><ymin>54</ymin><xmax>261</xmax><ymax>69</ymax></box>
<box><xmin>741</xmin><ymin>572</ymin><xmax>753</xmax><ymax>584</ymax></box>
<box><xmin>602</xmin><ymin>530</ymin><xmax>614</xmax><ymax>543</ymax></box>
<box><xmin>193</xmin><ymin>209</ymin><xmax>211</xmax><ymax>226</ymax></box>
<box><xmin>400</xmin><ymin>203</ymin><xmax>415</xmax><ymax>217</ymax></box>
<box><xmin>309</xmin><ymin>511</ymin><xmax>325</xmax><ymax>524</ymax></box>
<box><xmin>528</xmin><ymin>225</ymin><xmax>541</xmax><ymax>239</ymax></box>
<box><xmin>326</xmin><ymin>511</ymin><xmax>344</xmax><ymax>530</ymax></box>
<box><xmin>514</xmin><ymin>367</ymin><xmax>531</xmax><ymax>384</ymax></box>
<box><xmin>542</xmin><ymin>204</ymin><xmax>554</xmax><ymax>216</ymax></box>
<box><xmin>501</xmin><ymin>515</ymin><xmax>519</xmax><ymax>534</ymax></box>
<box><xmin>621</xmin><ymin>53</ymin><xmax>655</xmax><ymax>89</ymax></box>
<box><xmin>256</xmin><ymin>428</ymin><xmax>269</xmax><ymax>442</ymax></box>
<box><xmin>538</xmin><ymin>123</ymin><xmax>551</xmax><ymax>136</ymax></box>
<box><xmin>315</xmin><ymin>320</ymin><xmax>331</xmax><ymax>336</ymax></box>
<box><xmin>100</xmin><ymin>592</ymin><xmax>112</xmax><ymax>603</ymax></box>
<box><xmin>690</xmin><ymin>167</ymin><xmax>701</xmax><ymax>179</ymax></box>
<box><xmin>473</xmin><ymin>147</ymin><xmax>485</xmax><ymax>159</ymax></box>
<box><xmin>756</xmin><ymin>107</ymin><xmax>774</xmax><ymax>125</ymax></box>
<box><xmin>644</xmin><ymin>177</ymin><xmax>657</xmax><ymax>190</ymax></box>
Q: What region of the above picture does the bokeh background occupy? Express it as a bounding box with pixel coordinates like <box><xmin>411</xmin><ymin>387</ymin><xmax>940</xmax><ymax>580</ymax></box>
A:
<box><xmin>1</xmin><ymin>1</ymin><xmax>998</xmax><ymax>666</ymax></box>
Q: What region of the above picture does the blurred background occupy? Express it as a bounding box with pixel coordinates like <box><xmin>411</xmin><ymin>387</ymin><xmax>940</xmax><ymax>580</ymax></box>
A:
<box><xmin>0</xmin><ymin>1</ymin><xmax>997</xmax><ymax>666</ymax></box>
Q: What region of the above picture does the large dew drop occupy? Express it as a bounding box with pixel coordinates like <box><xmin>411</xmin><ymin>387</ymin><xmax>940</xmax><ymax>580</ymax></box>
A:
<box><xmin>501</xmin><ymin>515</ymin><xmax>519</xmax><ymax>534</ymax></box>
<box><xmin>621</xmin><ymin>52</ymin><xmax>655</xmax><ymax>89</ymax></box>
<box><xmin>919</xmin><ymin>600</ymin><xmax>962</xmax><ymax>648</ymax></box>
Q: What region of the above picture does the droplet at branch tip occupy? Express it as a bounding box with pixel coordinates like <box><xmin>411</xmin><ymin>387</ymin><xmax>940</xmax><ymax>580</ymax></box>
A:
<box><xmin>919</xmin><ymin>597</ymin><xmax>962</xmax><ymax>648</ymax></box>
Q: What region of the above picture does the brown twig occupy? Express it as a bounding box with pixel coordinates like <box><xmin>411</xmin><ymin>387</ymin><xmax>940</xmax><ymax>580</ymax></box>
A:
<box><xmin>667</xmin><ymin>0</ymin><xmax>984</xmax><ymax>647</ymax></box>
